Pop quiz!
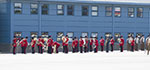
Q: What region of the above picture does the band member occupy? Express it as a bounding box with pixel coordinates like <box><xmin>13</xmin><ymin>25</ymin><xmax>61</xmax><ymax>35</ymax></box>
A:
<box><xmin>146</xmin><ymin>35</ymin><xmax>150</xmax><ymax>55</ymax></box>
<box><xmin>100</xmin><ymin>36</ymin><xmax>104</xmax><ymax>52</ymax></box>
<box><xmin>110</xmin><ymin>37</ymin><xmax>115</xmax><ymax>52</ymax></box>
<box><xmin>89</xmin><ymin>36</ymin><xmax>93</xmax><ymax>52</ymax></box>
<box><xmin>64</xmin><ymin>35</ymin><xmax>69</xmax><ymax>53</ymax></box>
<box><xmin>23</xmin><ymin>37</ymin><xmax>28</xmax><ymax>54</ymax></box>
<box><xmin>140</xmin><ymin>35</ymin><xmax>145</xmax><ymax>51</ymax></box>
<box><xmin>31</xmin><ymin>37</ymin><xmax>36</xmax><ymax>54</ymax></box>
<box><xmin>37</xmin><ymin>36</ymin><xmax>45</xmax><ymax>54</ymax></box>
<box><xmin>94</xmin><ymin>37</ymin><xmax>99</xmax><ymax>53</ymax></box>
<box><xmin>79</xmin><ymin>36</ymin><xmax>84</xmax><ymax>53</ymax></box>
<box><xmin>126</xmin><ymin>36</ymin><xmax>131</xmax><ymax>51</ymax></box>
<box><xmin>52</xmin><ymin>41</ymin><xmax>60</xmax><ymax>53</ymax></box>
<box><xmin>84</xmin><ymin>36</ymin><xmax>88</xmax><ymax>53</ymax></box>
<box><xmin>146</xmin><ymin>35</ymin><xmax>149</xmax><ymax>50</ymax></box>
<box><xmin>12</xmin><ymin>36</ymin><xmax>18</xmax><ymax>54</ymax></box>
<box><xmin>72</xmin><ymin>37</ymin><xmax>78</xmax><ymax>53</ymax></box>
<box><xmin>62</xmin><ymin>36</ymin><xmax>66</xmax><ymax>53</ymax></box>
<box><xmin>19</xmin><ymin>38</ymin><xmax>24</xmax><ymax>54</ymax></box>
<box><xmin>134</xmin><ymin>36</ymin><xmax>139</xmax><ymax>51</ymax></box>
<box><xmin>131</xmin><ymin>37</ymin><xmax>135</xmax><ymax>52</ymax></box>
<box><xmin>119</xmin><ymin>36</ymin><xmax>124</xmax><ymax>52</ymax></box>
<box><xmin>47</xmin><ymin>36</ymin><xmax>53</xmax><ymax>54</ymax></box>
<box><xmin>105</xmin><ymin>37</ymin><xmax>110</xmax><ymax>53</ymax></box>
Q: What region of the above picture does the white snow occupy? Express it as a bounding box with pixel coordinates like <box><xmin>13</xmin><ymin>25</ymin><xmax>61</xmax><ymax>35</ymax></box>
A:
<box><xmin>0</xmin><ymin>51</ymin><xmax>150</xmax><ymax>70</ymax></box>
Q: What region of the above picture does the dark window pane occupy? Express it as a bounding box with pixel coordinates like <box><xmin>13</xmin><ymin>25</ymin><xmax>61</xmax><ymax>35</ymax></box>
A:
<box><xmin>82</xmin><ymin>6</ymin><xmax>89</xmax><ymax>16</ymax></box>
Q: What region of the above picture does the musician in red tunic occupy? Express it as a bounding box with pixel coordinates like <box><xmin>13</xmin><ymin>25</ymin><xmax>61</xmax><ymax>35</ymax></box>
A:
<box><xmin>52</xmin><ymin>41</ymin><xmax>60</xmax><ymax>53</ymax></box>
<box><xmin>131</xmin><ymin>37</ymin><xmax>135</xmax><ymax>52</ymax></box>
<box><xmin>37</xmin><ymin>36</ymin><xmax>45</xmax><ymax>54</ymax></box>
<box><xmin>84</xmin><ymin>36</ymin><xmax>88</xmax><ymax>53</ymax></box>
<box><xmin>64</xmin><ymin>35</ymin><xmax>69</xmax><ymax>53</ymax></box>
<box><xmin>100</xmin><ymin>36</ymin><xmax>104</xmax><ymax>52</ymax></box>
<box><xmin>89</xmin><ymin>36</ymin><xmax>93</xmax><ymax>52</ymax></box>
<box><xmin>47</xmin><ymin>36</ymin><xmax>53</xmax><ymax>54</ymax></box>
<box><xmin>23</xmin><ymin>37</ymin><xmax>28</xmax><ymax>54</ymax></box>
<box><xmin>72</xmin><ymin>37</ymin><xmax>78</xmax><ymax>53</ymax></box>
<box><xmin>19</xmin><ymin>38</ymin><xmax>24</xmax><ymax>54</ymax></box>
<box><xmin>79</xmin><ymin>36</ymin><xmax>84</xmax><ymax>53</ymax></box>
<box><xmin>110</xmin><ymin>37</ymin><xmax>115</xmax><ymax>52</ymax></box>
<box><xmin>119</xmin><ymin>36</ymin><xmax>124</xmax><ymax>52</ymax></box>
<box><xmin>12</xmin><ymin>36</ymin><xmax>18</xmax><ymax>54</ymax></box>
<box><xmin>31</xmin><ymin>37</ymin><xmax>36</xmax><ymax>54</ymax></box>
<box><xmin>94</xmin><ymin>37</ymin><xmax>99</xmax><ymax>53</ymax></box>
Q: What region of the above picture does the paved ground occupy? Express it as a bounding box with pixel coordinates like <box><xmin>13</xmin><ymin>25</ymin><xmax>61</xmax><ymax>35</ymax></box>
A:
<box><xmin>0</xmin><ymin>51</ymin><xmax>150</xmax><ymax>70</ymax></box>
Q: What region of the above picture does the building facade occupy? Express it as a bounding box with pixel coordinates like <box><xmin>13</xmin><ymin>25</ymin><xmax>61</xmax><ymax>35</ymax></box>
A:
<box><xmin>0</xmin><ymin>0</ymin><xmax>150</xmax><ymax>53</ymax></box>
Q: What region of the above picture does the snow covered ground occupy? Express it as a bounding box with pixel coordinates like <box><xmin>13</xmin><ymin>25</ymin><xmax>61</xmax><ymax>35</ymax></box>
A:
<box><xmin>0</xmin><ymin>51</ymin><xmax>150</xmax><ymax>70</ymax></box>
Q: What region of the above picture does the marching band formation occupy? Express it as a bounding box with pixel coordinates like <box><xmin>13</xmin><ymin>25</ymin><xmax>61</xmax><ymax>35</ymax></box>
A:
<box><xmin>12</xmin><ymin>34</ymin><xmax>150</xmax><ymax>55</ymax></box>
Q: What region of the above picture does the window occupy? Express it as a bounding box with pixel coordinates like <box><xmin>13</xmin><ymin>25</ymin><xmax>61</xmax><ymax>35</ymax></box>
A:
<box><xmin>114</xmin><ymin>33</ymin><xmax>121</xmax><ymax>42</ymax></box>
<box><xmin>31</xmin><ymin>3</ymin><xmax>38</xmax><ymax>14</ymax></box>
<box><xmin>67</xmin><ymin>32</ymin><xmax>74</xmax><ymax>42</ymax></box>
<box><xmin>42</xmin><ymin>4</ymin><xmax>48</xmax><ymax>15</ymax></box>
<box><xmin>105</xmin><ymin>6</ymin><xmax>112</xmax><ymax>17</ymax></box>
<box><xmin>57</xmin><ymin>5</ymin><xmax>64</xmax><ymax>15</ymax></box>
<box><xmin>82</xmin><ymin>6</ymin><xmax>89</xmax><ymax>16</ymax></box>
<box><xmin>137</xmin><ymin>8</ymin><xmax>143</xmax><ymax>18</ymax></box>
<box><xmin>128</xmin><ymin>33</ymin><xmax>134</xmax><ymax>37</ymax></box>
<box><xmin>57</xmin><ymin>32</ymin><xmax>64</xmax><ymax>42</ymax></box>
<box><xmin>91</xmin><ymin>6</ymin><xmax>98</xmax><ymax>16</ymax></box>
<box><xmin>114</xmin><ymin>7</ymin><xmax>121</xmax><ymax>17</ymax></box>
<box><xmin>42</xmin><ymin>32</ymin><xmax>48</xmax><ymax>38</ymax></box>
<box><xmin>31</xmin><ymin>32</ymin><xmax>38</xmax><ymax>38</ymax></box>
<box><xmin>105</xmin><ymin>33</ymin><xmax>112</xmax><ymax>39</ymax></box>
<box><xmin>67</xmin><ymin>5</ymin><xmax>74</xmax><ymax>16</ymax></box>
<box><xmin>91</xmin><ymin>32</ymin><xmax>98</xmax><ymax>38</ymax></box>
<box><xmin>14</xmin><ymin>32</ymin><xmax>22</xmax><ymax>38</ymax></box>
<box><xmin>128</xmin><ymin>8</ymin><xmax>134</xmax><ymax>18</ymax></box>
<box><xmin>136</xmin><ymin>33</ymin><xmax>143</xmax><ymax>38</ymax></box>
<box><xmin>14</xmin><ymin>3</ymin><xmax>22</xmax><ymax>14</ymax></box>
<box><xmin>82</xmin><ymin>32</ymin><xmax>88</xmax><ymax>38</ymax></box>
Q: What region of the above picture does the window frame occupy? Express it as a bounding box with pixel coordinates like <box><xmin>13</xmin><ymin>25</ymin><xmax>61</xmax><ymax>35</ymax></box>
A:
<box><xmin>105</xmin><ymin>32</ymin><xmax>112</xmax><ymax>39</ymax></box>
<box><xmin>114</xmin><ymin>33</ymin><xmax>121</xmax><ymax>43</ymax></box>
<box><xmin>114</xmin><ymin>7</ymin><xmax>121</xmax><ymax>17</ymax></box>
<box><xmin>41</xmin><ymin>4</ymin><xmax>49</xmax><ymax>15</ymax></box>
<box><xmin>41</xmin><ymin>32</ymin><xmax>49</xmax><ymax>38</ymax></box>
<box><xmin>57</xmin><ymin>32</ymin><xmax>64</xmax><ymax>42</ymax></box>
<box><xmin>128</xmin><ymin>7</ymin><xmax>135</xmax><ymax>18</ymax></box>
<box><xmin>67</xmin><ymin>5</ymin><xmax>74</xmax><ymax>16</ymax></box>
<box><xmin>91</xmin><ymin>5</ymin><xmax>98</xmax><ymax>17</ymax></box>
<box><xmin>137</xmin><ymin>7</ymin><xmax>143</xmax><ymax>18</ymax></box>
<box><xmin>91</xmin><ymin>32</ymin><xmax>98</xmax><ymax>38</ymax></box>
<box><xmin>57</xmin><ymin>4</ymin><xmax>64</xmax><ymax>15</ymax></box>
<box><xmin>14</xmin><ymin>2</ymin><xmax>22</xmax><ymax>14</ymax></box>
<box><xmin>105</xmin><ymin>6</ymin><xmax>112</xmax><ymax>17</ymax></box>
<box><xmin>82</xmin><ymin>5</ymin><xmax>89</xmax><ymax>16</ymax></box>
<box><xmin>30</xmin><ymin>3</ymin><xmax>38</xmax><ymax>15</ymax></box>
<box><xmin>82</xmin><ymin>32</ymin><xmax>88</xmax><ymax>38</ymax></box>
<box><xmin>67</xmin><ymin>32</ymin><xmax>74</xmax><ymax>42</ymax></box>
<box><xmin>14</xmin><ymin>32</ymin><xmax>22</xmax><ymax>38</ymax></box>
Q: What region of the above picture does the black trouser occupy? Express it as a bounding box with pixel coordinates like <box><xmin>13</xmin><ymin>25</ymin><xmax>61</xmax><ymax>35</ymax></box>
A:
<box><xmin>40</xmin><ymin>46</ymin><xmax>43</xmax><ymax>54</ymax></box>
<box><xmin>24</xmin><ymin>47</ymin><xmax>26</xmax><ymax>54</ymax></box>
<box><xmin>38</xmin><ymin>46</ymin><xmax>40</xmax><ymax>53</ymax></box>
<box><xmin>48</xmin><ymin>46</ymin><xmax>52</xmax><ymax>54</ymax></box>
<box><xmin>13</xmin><ymin>47</ymin><xmax>16</xmax><ymax>54</ymax></box>
<box><xmin>111</xmin><ymin>44</ymin><xmax>113</xmax><ymax>52</ymax></box>
<box><xmin>120</xmin><ymin>46</ymin><xmax>123</xmax><ymax>52</ymax></box>
<box><xmin>131</xmin><ymin>46</ymin><xmax>134</xmax><ymax>52</ymax></box>
<box><xmin>89</xmin><ymin>45</ymin><xmax>93</xmax><ymax>52</ymax></box>
<box><xmin>106</xmin><ymin>45</ymin><xmax>109</xmax><ymax>53</ymax></box>
<box><xmin>64</xmin><ymin>46</ymin><xmax>68</xmax><ymax>53</ymax></box>
<box><xmin>101</xmin><ymin>46</ymin><xmax>104</xmax><ymax>51</ymax></box>
<box><xmin>32</xmin><ymin>47</ymin><xmax>35</xmax><ymax>54</ymax></box>
<box><xmin>80</xmin><ymin>46</ymin><xmax>83</xmax><ymax>53</ymax></box>
<box><xmin>21</xmin><ymin>47</ymin><xmax>24</xmax><ymax>53</ymax></box>
<box><xmin>84</xmin><ymin>47</ymin><xmax>87</xmax><ymax>53</ymax></box>
<box><xmin>63</xmin><ymin>46</ymin><xmax>65</xmax><ymax>53</ymax></box>
<box><xmin>94</xmin><ymin>48</ymin><xmax>97</xmax><ymax>53</ymax></box>
<box><xmin>72</xmin><ymin>47</ymin><xmax>75</xmax><ymax>53</ymax></box>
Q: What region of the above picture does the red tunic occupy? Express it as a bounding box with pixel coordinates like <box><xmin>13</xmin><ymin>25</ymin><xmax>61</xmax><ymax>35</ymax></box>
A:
<box><xmin>19</xmin><ymin>40</ymin><xmax>24</xmax><ymax>47</ymax></box>
<box><xmin>13</xmin><ymin>38</ymin><xmax>17</xmax><ymax>47</ymax></box>
<box><xmin>90</xmin><ymin>39</ymin><xmax>93</xmax><ymax>46</ymax></box>
<box><xmin>31</xmin><ymin>40</ymin><xmax>36</xmax><ymax>47</ymax></box>
<box><xmin>100</xmin><ymin>39</ymin><xmax>104</xmax><ymax>46</ymax></box>
<box><xmin>95</xmin><ymin>39</ymin><xmax>99</xmax><ymax>47</ymax></box>
<box><xmin>53</xmin><ymin>42</ymin><xmax>60</xmax><ymax>48</ymax></box>
<box><xmin>65</xmin><ymin>38</ymin><xmax>69</xmax><ymax>46</ymax></box>
<box><xmin>75</xmin><ymin>40</ymin><xmax>78</xmax><ymax>47</ymax></box>
<box><xmin>131</xmin><ymin>40</ymin><xmax>135</xmax><ymax>46</ymax></box>
<box><xmin>38</xmin><ymin>38</ymin><xmax>44</xmax><ymax>47</ymax></box>
<box><xmin>119</xmin><ymin>38</ymin><xmax>124</xmax><ymax>46</ymax></box>
<box><xmin>79</xmin><ymin>39</ymin><xmax>84</xmax><ymax>47</ymax></box>
<box><xmin>47</xmin><ymin>38</ymin><xmax>53</xmax><ymax>47</ymax></box>
<box><xmin>110</xmin><ymin>39</ymin><xmax>115</xmax><ymax>45</ymax></box>
<box><xmin>23</xmin><ymin>39</ymin><xmax>28</xmax><ymax>47</ymax></box>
